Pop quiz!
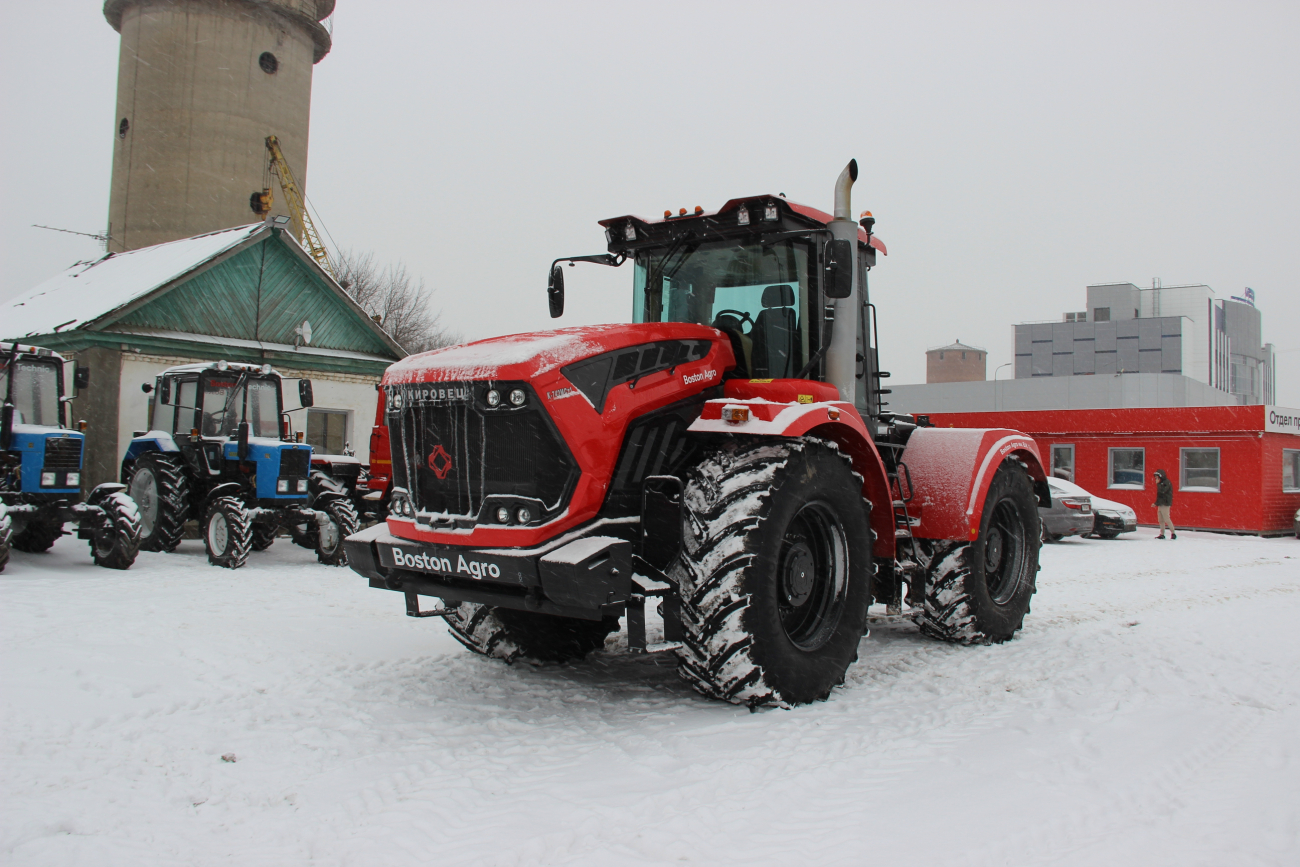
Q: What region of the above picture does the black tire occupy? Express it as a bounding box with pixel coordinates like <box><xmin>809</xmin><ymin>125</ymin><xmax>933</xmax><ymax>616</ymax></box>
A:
<box><xmin>444</xmin><ymin>602</ymin><xmax>619</xmax><ymax>663</ymax></box>
<box><xmin>1041</xmin><ymin>528</ymin><xmax>1062</xmax><ymax>543</ymax></box>
<box><xmin>0</xmin><ymin>501</ymin><xmax>12</xmax><ymax>573</ymax></box>
<box><xmin>673</xmin><ymin>438</ymin><xmax>873</xmax><ymax>707</ymax></box>
<box><xmin>250</xmin><ymin>522</ymin><xmax>279</xmax><ymax>551</ymax></box>
<box><xmin>204</xmin><ymin>496</ymin><xmax>251</xmax><ymax>569</ymax></box>
<box><xmin>11</xmin><ymin>517</ymin><xmax>64</xmax><ymax>553</ymax></box>
<box><xmin>1096</xmin><ymin>529</ymin><xmax>1120</xmax><ymax>540</ymax></box>
<box><xmin>916</xmin><ymin>458</ymin><xmax>1040</xmax><ymax>645</ymax></box>
<box><xmin>127</xmin><ymin>454</ymin><xmax>190</xmax><ymax>553</ymax></box>
<box><xmin>314</xmin><ymin>497</ymin><xmax>360</xmax><ymax>566</ymax></box>
<box><xmin>90</xmin><ymin>492</ymin><xmax>142</xmax><ymax>570</ymax></box>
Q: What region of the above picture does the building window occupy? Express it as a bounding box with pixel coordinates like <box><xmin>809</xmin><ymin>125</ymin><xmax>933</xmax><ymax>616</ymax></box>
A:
<box><xmin>1094</xmin><ymin>307</ymin><xmax>1111</xmax><ymax>322</ymax></box>
<box><xmin>1051</xmin><ymin>444</ymin><xmax>1075</xmax><ymax>482</ymax></box>
<box><xmin>1108</xmin><ymin>447</ymin><xmax>1144</xmax><ymax>489</ymax></box>
<box><xmin>259</xmin><ymin>52</ymin><xmax>279</xmax><ymax>74</ymax></box>
<box><xmin>1181</xmin><ymin>448</ymin><xmax>1220</xmax><ymax>492</ymax></box>
<box><xmin>306</xmin><ymin>409</ymin><xmax>348</xmax><ymax>455</ymax></box>
<box><xmin>1283</xmin><ymin>449</ymin><xmax>1300</xmax><ymax>492</ymax></box>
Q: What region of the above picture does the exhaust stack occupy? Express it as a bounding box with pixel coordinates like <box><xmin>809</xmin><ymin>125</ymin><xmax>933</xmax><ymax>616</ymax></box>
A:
<box><xmin>825</xmin><ymin>160</ymin><xmax>861</xmax><ymax>402</ymax></box>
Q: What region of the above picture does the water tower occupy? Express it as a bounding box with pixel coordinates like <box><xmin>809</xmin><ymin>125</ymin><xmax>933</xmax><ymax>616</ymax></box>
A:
<box><xmin>103</xmin><ymin>0</ymin><xmax>334</xmax><ymax>252</ymax></box>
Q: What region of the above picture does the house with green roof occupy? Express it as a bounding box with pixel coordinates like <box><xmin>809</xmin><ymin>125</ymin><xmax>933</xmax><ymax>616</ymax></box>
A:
<box><xmin>2</xmin><ymin>221</ymin><xmax>405</xmax><ymax>490</ymax></box>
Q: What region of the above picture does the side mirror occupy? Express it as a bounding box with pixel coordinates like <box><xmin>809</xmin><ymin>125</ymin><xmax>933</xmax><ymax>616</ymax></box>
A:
<box><xmin>141</xmin><ymin>382</ymin><xmax>154</xmax><ymax>394</ymax></box>
<box><xmin>237</xmin><ymin>421</ymin><xmax>250</xmax><ymax>460</ymax></box>
<box><xmin>299</xmin><ymin>379</ymin><xmax>314</xmax><ymax>408</ymax></box>
<box><xmin>547</xmin><ymin>264</ymin><xmax>565</xmax><ymax>319</ymax></box>
<box><xmin>824</xmin><ymin>239</ymin><xmax>854</xmax><ymax>299</ymax></box>
<box><xmin>0</xmin><ymin>403</ymin><xmax>12</xmax><ymax>451</ymax></box>
<box><xmin>74</xmin><ymin>364</ymin><xmax>90</xmax><ymax>391</ymax></box>
<box><xmin>159</xmin><ymin>378</ymin><xmax>171</xmax><ymax>405</ymax></box>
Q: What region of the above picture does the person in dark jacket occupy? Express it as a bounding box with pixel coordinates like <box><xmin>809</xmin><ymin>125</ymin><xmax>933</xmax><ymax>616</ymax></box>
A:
<box><xmin>1153</xmin><ymin>469</ymin><xmax>1176</xmax><ymax>539</ymax></box>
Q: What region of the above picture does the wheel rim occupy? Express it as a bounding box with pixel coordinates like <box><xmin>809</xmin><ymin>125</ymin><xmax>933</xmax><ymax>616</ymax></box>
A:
<box><xmin>208</xmin><ymin>511</ymin><xmax>229</xmax><ymax>555</ymax></box>
<box><xmin>985</xmin><ymin>500</ymin><xmax>1027</xmax><ymax>605</ymax></box>
<box><xmin>129</xmin><ymin>469</ymin><xmax>159</xmax><ymax>535</ymax></box>
<box><xmin>319</xmin><ymin>517</ymin><xmax>340</xmax><ymax>553</ymax></box>
<box><xmin>776</xmin><ymin>501</ymin><xmax>848</xmax><ymax>651</ymax></box>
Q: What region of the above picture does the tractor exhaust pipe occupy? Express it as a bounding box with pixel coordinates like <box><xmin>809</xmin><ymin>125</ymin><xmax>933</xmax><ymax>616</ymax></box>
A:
<box><xmin>825</xmin><ymin>160</ymin><xmax>861</xmax><ymax>402</ymax></box>
<box><xmin>833</xmin><ymin>159</ymin><xmax>858</xmax><ymax>222</ymax></box>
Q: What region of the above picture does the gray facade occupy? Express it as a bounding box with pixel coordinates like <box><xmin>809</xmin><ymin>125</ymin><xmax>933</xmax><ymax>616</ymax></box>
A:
<box><xmin>889</xmin><ymin>373</ymin><xmax>1239</xmax><ymax>415</ymax></box>
<box><xmin>1012</xmin><ymin>282</ymin><xmax>1275</xmax><ymax>405</ymax></box>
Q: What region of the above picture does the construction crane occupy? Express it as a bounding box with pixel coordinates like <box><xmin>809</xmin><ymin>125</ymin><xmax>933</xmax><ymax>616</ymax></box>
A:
<box><xmin>261</xmin><ymin>135</ymin><xmax>336</xmax><ymax>279</ymax></box>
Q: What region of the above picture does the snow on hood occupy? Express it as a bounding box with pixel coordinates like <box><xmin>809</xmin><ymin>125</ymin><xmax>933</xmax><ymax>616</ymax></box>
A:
<box><xmin>385</xmin><ymin>323</ymin><xmax>720</xmax><ymax>383</ymax></box>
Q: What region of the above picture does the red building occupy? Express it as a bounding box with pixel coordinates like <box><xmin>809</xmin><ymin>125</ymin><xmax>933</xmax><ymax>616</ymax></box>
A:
<box><xmin>922</xmin><ymin>405</ymin><xmax>1300</xmax><ymax>536</ymax></box>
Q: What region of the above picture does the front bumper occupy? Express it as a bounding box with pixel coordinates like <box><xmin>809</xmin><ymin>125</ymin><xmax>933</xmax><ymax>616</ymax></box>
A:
<box><xmin>1095</xmin><ymin>512</ymin><xmax>1138</xmax><ymax>535</ymax></box>
<box><xmin>345</xmin><ymin>523</ymin><xmax>632</xmax><ymax>621</ymax></box>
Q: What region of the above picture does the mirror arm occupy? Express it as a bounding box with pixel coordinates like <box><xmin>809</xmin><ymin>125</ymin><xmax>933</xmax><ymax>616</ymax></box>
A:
<box><xmin>549</xmin><ymin>252</ymin><xmax>627</xmax><ymax>270</ymax></box>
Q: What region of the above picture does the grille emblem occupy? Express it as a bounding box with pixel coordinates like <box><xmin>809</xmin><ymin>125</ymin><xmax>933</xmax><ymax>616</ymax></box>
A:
<box><xmin>427</xmin><ymin>444</ymin><xmax>453</xmax><ymax>479</ymax></box>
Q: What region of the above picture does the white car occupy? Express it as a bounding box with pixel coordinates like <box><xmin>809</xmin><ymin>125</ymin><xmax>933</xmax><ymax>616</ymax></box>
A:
<box><xmin>1049</xmin><ymin>477</ymin><xmax>1138</xmax><ymax>539</ymax></box>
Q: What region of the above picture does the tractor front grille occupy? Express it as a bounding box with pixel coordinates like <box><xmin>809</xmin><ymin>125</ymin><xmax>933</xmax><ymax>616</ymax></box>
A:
<box><xmin>389</xmin><ymin>383</ymin><xmax>578</xmax><ymax>522</ymax></box>
<box><xmin>279</xmin><ymin>448</ymin><xmax>310</xmax><ymax>477</ymax></box>
<box><xmin>43</xmin><ymin>436</ymin><xmax>83</xmax><ymax>470</ymax></box>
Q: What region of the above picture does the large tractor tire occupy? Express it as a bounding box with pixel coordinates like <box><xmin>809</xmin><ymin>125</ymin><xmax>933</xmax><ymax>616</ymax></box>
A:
<box><xmin>673</xmin><ymin>438</ymin><xmax>873</xmax><ymax>707</ymax></box>
<box><xmin>11</xmin><ymin>517</ymin><xmax>64</xmax><ymax>553</ymax></box>
<box><xmin>204</xmin><ymin>496</ymin><xmax>251</xmax><ymax>569</ymax></box>
<box><xmin>127</xmin><ymin>454</ymin><xmax>190</xmax><ymax>553</ymax></box>
<box><xmin>444</xmin><ymin>602</ymin><xmax>619</xmax><ymax>664</ymax></box>
<box><xmin>0</xmin><ymin>501</ymin><xmax>11</xmax><ymax>572</ymax></box>
<box><xmin>90</xmin><ymin>492</ymin><xmax>143</xmax><ymax>570</ymax></box>
<box><xmin>314</xmin><ymin>497</ymin><xmax>360</xmax><ymax>566</ymax></box>
<box><xmin>915</xmin><ymin>458</ymin><xmax>1040</xmax><ymax>645</ymax></box>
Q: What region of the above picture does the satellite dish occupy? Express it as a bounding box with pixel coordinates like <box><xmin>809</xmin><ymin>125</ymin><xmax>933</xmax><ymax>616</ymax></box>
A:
<box><xmin>295</xmin><ymin>319</ymin><xmax>313</xmax><ymax>346</ymax></box>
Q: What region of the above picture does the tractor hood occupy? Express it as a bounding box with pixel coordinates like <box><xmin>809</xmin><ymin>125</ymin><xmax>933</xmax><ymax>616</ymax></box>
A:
<box><xmin>384</xmin><ymin>323</ymin><xmax>729</xmax><ymax>385</ymax></box>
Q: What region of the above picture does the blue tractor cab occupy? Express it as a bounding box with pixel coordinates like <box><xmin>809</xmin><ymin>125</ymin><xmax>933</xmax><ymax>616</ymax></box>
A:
<box><xmin>121</xmin><ymin>361</ymin><xmax>358</xmax><ymax>568</ymax></box>
<box><xmin>0</xmin><ymin>343</ymin><xmax>141</xmax><ymax>571</ymax></box>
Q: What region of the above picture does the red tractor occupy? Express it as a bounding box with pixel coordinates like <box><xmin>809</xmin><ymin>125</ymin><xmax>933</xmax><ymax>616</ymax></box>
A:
<box><xmin>346</xmin><ymin>162</ymin><xmax>1049</xmax><ymax>706</ymax></box>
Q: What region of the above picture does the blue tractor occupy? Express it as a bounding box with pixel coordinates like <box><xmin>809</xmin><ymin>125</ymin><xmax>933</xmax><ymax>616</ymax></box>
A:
<box><xmin>1</xmin><ymin>343</ymin><xmax>141</xmax><ymax>572</ymax></box>
<box><xmin>120</xmin><ymin>361</ymin><xmax>359</xmax><ymax>569</ymax></box>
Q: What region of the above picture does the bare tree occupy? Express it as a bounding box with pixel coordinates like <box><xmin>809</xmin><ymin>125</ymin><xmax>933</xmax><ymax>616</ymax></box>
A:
<box><xmin>334</xmin><ymin>250</ymin><xmax>460</xmax><ymax>355</ymax></box>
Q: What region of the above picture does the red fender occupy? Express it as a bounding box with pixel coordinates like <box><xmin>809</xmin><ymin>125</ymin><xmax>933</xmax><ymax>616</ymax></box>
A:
<box><xmin>689</xmin><ymin>392</ymin><xmax>896</xmax><ymax>560</ymax></box>
<box><xmin>898</xmin><ymin>428</ymin><xmax>1047</xmax><ymax>542</ymax></box>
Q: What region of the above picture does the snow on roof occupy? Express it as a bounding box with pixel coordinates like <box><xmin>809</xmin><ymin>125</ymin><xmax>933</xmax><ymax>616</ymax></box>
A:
<box><xmin>928</xmin><ymin>340</ymin><xmax>986</xmax><ymax>353</ymax></box>
<box><xmin>1</xmin><ymin>224</ymin><xmax>264</xmax><ymax>340</ymax></box>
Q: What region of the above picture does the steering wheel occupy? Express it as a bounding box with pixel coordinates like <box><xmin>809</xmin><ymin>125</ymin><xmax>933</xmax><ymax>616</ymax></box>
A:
<box><xmin>713</xmin><ymin>309</ymin><xmax>754</xmax><ymax>331</ymax></box>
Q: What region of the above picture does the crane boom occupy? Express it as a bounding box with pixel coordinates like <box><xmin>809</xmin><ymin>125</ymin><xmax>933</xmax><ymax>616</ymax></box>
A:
<box><xmin>264</xmin><ymin>135</ymin><xmax>335</xmax><ymax>279</ymax></box>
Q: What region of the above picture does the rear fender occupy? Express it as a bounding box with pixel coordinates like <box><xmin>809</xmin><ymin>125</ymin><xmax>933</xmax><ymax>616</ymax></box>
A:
<box><xmin>200</xmin><ymin>482</ymin><xmax>243</xmax><ymax>514</ymax></box>
<box><xmin>123</xmin><ymin>431</ymin><xmax>179</xmax><ymax>463</ymax></box>
<box><xmin>688</xmin><ymin>399</ymin><xmax>895</xmax><ymax>559</ymax></box>
<box><xmin>899</xmin><ymin>428</ymin><xmax>1046</xmax><ymax>542</ymax></box>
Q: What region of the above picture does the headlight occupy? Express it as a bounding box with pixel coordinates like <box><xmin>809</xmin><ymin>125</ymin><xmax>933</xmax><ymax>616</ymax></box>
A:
<box><xmin>496</xmin><ymin>506</ymin><xmax>511</xmax><ymax>523</ymax></box>
<box><xmin>486</xmin><ymin>389</ymin><xmax>501</xmax><ymax>407</ymax></box>
<box><xmin>516</xmin><ymin>507</ymin><xmax>532</xmax><ymax>524</ymax></box>
<box><xmin>277</xmin><ymin>479</ymin><xmax>289</xmax><ymax>493</ymax></box>
<box><xmin>509</xmin><ymin>388</ymin><xmax>526</xmax><ymax>407</ymax></box>
<box><xmin>41</xmin><ymin>471</ymin><xmax>57</xmax><ymax>486</ymax></box>
<box><xmin>66</xmin><ymin>472</ymin><xmax>80</xmax><ymax>486</ymax></box>
<box><xmin>297</xmin><ymin>479</ymin><xmax>308</xmax><ymax>492</ymax></box>
<box><xmin>391</xmin><ymin>390</ymin><xmax>403</xmax><ymax>410</ymax></box>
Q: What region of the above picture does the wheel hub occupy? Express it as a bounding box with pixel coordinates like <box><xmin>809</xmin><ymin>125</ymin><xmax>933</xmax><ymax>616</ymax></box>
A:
<box><xmin>781</xmin><ymin>542</ymin><xmax>816</xmax><ymax>607</ymax></box>
<box><xmin>208</xmin><ymin>512</ymin><xmax>229</xmax><ymax>554</ymax></box>
<box><xmin>985</xmin><ymin>528</ymin><xmax>1005</xmax><ymax>574</ymax></box>
<box><xmin>130</xmin><ymin>472</ymin><xmax>158</xmax><ymax>534</ymax></box>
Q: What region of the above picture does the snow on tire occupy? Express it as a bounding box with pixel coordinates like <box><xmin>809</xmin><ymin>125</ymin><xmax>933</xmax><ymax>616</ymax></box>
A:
<box><xmin>90</xmin><ymin>491</ymin><xmax>142</xmax><ymax>570</ymax></box>
<box><xmin>204</xmin><ymin>496</ymin><xmax>252</xmax><ymax>569</ymax></box>
<box><xmin>915</xmin><ymin>457</ymin><xmax>1040</xmax><ymax>645</ymax></box>
<box><xmin>0</xmin><ymin>501</ymin><xmax>11</xmax><ymax>573</ymax></box>
<box><xmin>672</xmin><ymin>438</ymin><xmax>873</xmax><ymax>707</ymax></box>
<box><xmin>315</xmin><ymin>497</ymin><xmax>360</xmax><ymax>566</ymax></box>
<box><xmin>127</xmin><ymin>454</ymin><xmax>190</xmax><ymax>553</ymax></box>
<box><xmin>444</xmin><ymin>602</ymin><xmax>618</xmax><ymax>664</ymax></box>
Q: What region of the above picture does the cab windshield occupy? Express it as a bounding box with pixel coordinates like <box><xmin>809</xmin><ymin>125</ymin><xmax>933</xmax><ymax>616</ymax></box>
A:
<box><xmin>200</xmin><ymin>374</ymin><xmax>282</xmax><ymax>438</ymax></box>
<box><xmin>1</xmin><ymin>358</ymin><xmax>61</xmax><ymax>427</ymax></box>
<box><xmin>633</xmin><ymin>237</ymin><xmax>812</xmax><ymax>378</ymax></box>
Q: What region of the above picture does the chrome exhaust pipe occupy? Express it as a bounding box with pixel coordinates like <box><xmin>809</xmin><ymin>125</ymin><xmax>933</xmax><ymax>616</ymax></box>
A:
<box><xmin>833</xmin><ymin>159</ymin><xmax>858</xmax><ymax>222</ymax></box>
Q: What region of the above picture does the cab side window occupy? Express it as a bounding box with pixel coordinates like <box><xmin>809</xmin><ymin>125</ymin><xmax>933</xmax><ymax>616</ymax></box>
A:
<box><xmin>173</xmin><ymin>378</ymin><xmax>198</xmax><ymax>434</ymax></box>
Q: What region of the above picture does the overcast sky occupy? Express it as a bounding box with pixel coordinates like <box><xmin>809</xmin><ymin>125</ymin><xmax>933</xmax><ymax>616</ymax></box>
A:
<box><xmin>2</xmin><ymin>1</ymin><xmax>1297</xmax><ymax>404</ymax></box>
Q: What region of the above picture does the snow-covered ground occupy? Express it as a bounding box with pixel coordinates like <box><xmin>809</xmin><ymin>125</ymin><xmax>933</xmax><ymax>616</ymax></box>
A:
<box><xmin>3</xmin><ymin>529</ymin><xmax>1298</xmax><ymax>866</ymax></box>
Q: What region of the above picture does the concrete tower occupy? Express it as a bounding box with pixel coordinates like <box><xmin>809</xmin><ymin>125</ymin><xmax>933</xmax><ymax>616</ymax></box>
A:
<box><xmin>926</xmin><ymin>340</ymin><xmax>987</xmax><ymax>383</ymax></box>
<box><xmin>103</xmin><ymin>0</ymin><xmax>334</xmax><ymax>252</ymax></box>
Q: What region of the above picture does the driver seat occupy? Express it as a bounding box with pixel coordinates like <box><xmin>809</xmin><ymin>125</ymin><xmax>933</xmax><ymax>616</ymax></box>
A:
<box><xmin>751</xmin><ymin>284</ymin><xmax>797</xmax><ymax>377</ymax></box>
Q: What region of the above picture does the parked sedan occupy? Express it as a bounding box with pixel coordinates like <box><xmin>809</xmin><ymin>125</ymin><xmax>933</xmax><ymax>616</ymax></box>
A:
<box><xmin>1040</xmin><ymin>476</ymin><xmax>1095</xmax><ymax>542</ymax></box>
<box><xmin>1049</xmin><ymin>476</ymin><xmax>1139</xmax><ymax>539</ymax></box>
<box><xmin>1294</xmin><ymin>507</ymin><xmax>1299</xmax><ymax>539</ymax></box>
